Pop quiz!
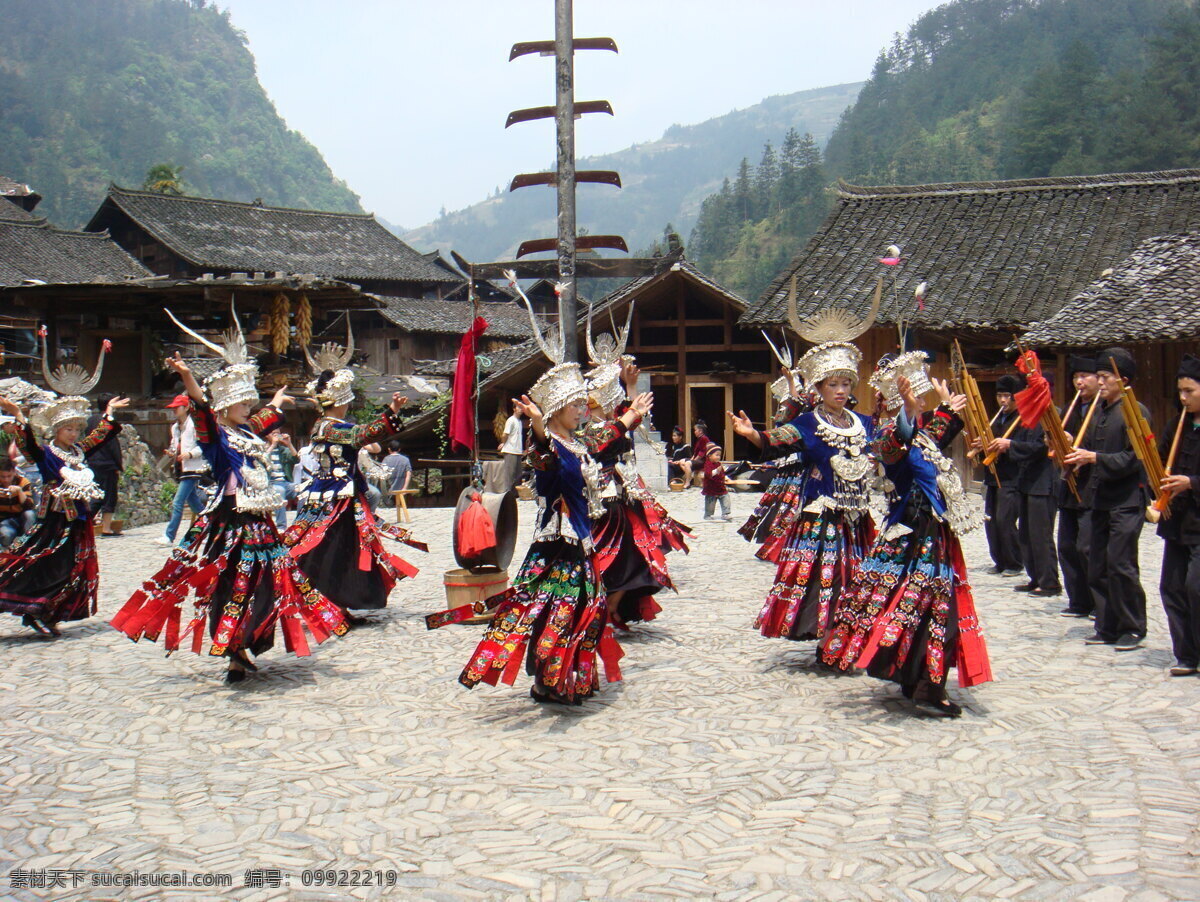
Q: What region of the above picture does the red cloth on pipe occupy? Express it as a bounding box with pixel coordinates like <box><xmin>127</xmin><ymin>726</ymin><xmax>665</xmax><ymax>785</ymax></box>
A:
<box><xmin>1014</xmin><ymin>350</ymin><xmax>1052</xmax><ymax>428</ymax></box>
<box><xmin>448</xmin><ymin>316</ymin><xmax>488</xmax><ymax>454</ymax></box>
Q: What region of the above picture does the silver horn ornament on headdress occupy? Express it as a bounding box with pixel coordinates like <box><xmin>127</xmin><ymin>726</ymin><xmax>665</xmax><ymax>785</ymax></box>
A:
<box><xmin>41</xmin><ymin>327</ymin><xmax>108</xmax><ymax>396</ymax></box>
<box><xmin>505</xmin><ymin>269</ymin><xmax>564</xmax><ymax>365</ymax></box>
<box><xmin>303</xmin><ymin>316</ymin><xmax>354</xmax><ymax>373</ymax></box>
<box><xmin>786</xmin><ymin>273</ymin><xmax>882</xmax><ymax>345</ymax></box>
<box><xmin>164</xmin><ymin>298</ymin><xmax>250</xmax><ymax>367</ymax></box>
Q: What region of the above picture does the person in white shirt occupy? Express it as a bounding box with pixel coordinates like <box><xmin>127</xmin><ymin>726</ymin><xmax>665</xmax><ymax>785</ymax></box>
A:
<box><xmin>497</xmin><ymin>404</ymin><xmax>526</xmax><ymax>491</ymax></box>
<box><xmin>158</xmin><ymin>394</ymin><xmax>209</xmax><ymax>545</ymax></box>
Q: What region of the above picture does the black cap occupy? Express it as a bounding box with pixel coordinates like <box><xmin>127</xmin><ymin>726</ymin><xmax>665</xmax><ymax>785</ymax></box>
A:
<box><xmin>996</xmin><ymin>373</ymin><xmax>1026</xmax><ymax>394</ymax></box>
<box><xmin>1178</xmin><ymin>354</ymin><xmax>1200</xmax><ymax>383</ymax></box>
<box><xmin>1097</xmin><ymin>347</ymin><xmax>1136</xmax><ymax>379</ymax></box>
<box><xmin>1068</xmin><ymin>354</ymin><xmax>1098</xmax><ymax>375</ymax></box>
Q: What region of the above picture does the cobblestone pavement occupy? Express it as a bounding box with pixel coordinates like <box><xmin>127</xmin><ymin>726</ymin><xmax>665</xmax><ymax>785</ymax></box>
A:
<box><xmin>2</xmin><ymin>489</ymin><xmax>1198</xmax><ymax>902</ymax></box>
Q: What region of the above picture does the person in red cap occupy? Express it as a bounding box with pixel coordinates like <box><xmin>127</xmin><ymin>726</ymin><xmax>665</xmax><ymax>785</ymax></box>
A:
<box><xmin>157</xmin><ymin>393</ymin><xmax>209</xmax><ymax>546</ymax></box>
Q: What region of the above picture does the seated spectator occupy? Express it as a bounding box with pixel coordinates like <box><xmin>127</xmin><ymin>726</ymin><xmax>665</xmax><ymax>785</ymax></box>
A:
<box><xmin>666</xmin><ymin>426</ymin><xmax>692</xmax><ymax>484</ymax></box>
<box><xmin>0</xmin><ymin>458</ymin><xmax>36</xmax><ymax>549</ymax></box>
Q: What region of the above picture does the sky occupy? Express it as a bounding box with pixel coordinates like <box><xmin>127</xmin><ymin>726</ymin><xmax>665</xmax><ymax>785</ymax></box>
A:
<box><xmin>222</xmin><ymin>0</ymin><xmax>948</xmax><ymax>229</ymax></box>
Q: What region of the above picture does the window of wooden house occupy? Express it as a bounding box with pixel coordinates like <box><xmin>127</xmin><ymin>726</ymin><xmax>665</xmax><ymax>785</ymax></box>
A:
<box><xmin>389</xmin><ymin>339</ymin><xmax>401</xmax><ymax>351</ymax></box>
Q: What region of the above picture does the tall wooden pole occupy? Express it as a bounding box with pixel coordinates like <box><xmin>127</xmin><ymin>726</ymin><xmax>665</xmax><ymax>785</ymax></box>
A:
<box><xmin>554</xmin><ymin>0</ymin><xmax>578</xmax><ymax>362</ymax></box>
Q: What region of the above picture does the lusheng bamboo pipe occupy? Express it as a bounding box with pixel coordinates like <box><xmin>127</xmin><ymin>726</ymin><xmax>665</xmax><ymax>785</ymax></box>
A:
<box><xmin>954</xmin><ymin>339</ymin><xmax>1001</xmax><ymax>484</ymax></box>
<box><xmin>1072</xmin><ymin>393</ymin><xmax>1101</xmax><ymax>450</ymax></box>
<box><xmin>1153</xmin><ymin>410</ymin><xmax>1188</xmax><ymax>514</ymax></box>
<box><xmin>1060</xmin><ymin>389</ymin><xmax>1082</xmax><ymax>430</ymax></box>
<box><xmin>1111</xmin><ymin>356</ymin><xmax>1169</xmax><ymax>521</ymax></box>
<box><xmin>982</xmin><ymin>412</ymin><xmax>1021</xmax><ymax>467</ymax></box>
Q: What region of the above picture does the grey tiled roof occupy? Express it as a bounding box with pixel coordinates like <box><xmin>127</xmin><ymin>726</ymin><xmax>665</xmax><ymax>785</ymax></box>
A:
<box><xmin>0</xmin><ymin>219</ymin><xmax>152</xmax><ymax>287</ymax></box>
<box><xmin>0</xmin><ymin>200</ymin><xmax>38</xmax><ymax>222</ymax></box>
<box><xmin>1023</xmin><ymin>232</ymin><xmax>1200</xmax><ymax>346</ymax></box>
<box><xmin>741</xmin><ymin>169</ymin><xmax>1200</xmax><ymax>332</ymax></box>
<box><xmin>375</xmin><ymin>297</ymin><xmax>537</xmax><ymax>340</ymax></box>
<box><xmin>88</xmin><ymin>185</ymin><xmax>459</xmax><ymax>284</ymax></box>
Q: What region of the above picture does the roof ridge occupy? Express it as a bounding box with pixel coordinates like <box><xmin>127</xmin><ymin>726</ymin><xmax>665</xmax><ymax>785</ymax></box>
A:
<box><xmin>2</xmin><ymin>217</ymin><xmax>116</xmax><ymax>240</ymax></box>
<box><xmin>837</xmin><ymin>168</ymin><xmax>1200</xmax><ymax>200</ymax></box>
<box><xmin>107</xmin><ymin>183</ymin><xmax>377</xmax><ymax>221</ymax></box>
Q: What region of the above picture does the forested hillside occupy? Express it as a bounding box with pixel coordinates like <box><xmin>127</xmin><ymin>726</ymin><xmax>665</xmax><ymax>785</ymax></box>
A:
<box><xmin>691</xmin><ymin>0</ymin><xmax>1200</xmax><ymax>301</ymax></box>
<box><xmin>0</xmin><ymin>0</ymin><xmax>362</xmax><ymax>227</ymax></box>
<box><xmin>404</xmin><ymin>83</ymin><xmax>862</xmax><ymax>262</ymax></box>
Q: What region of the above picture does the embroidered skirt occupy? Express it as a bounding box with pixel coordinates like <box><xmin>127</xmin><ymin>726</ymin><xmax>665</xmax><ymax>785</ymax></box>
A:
<box><xmin>755</xmin><ymin>506</ymin><xmax>874</xmax><ymax>641</ymax></box>
<box><xmin>285</xmin><ymin>492</ymin><xmax>425</xmax><ymax>611</ymax></box>
<box><xmin>111</xmin><ymin>496</ymin><xmax>348</xmax><ymax>659</ymax></box>
<box><xmin>592</xmin><ymin>493</ymin><xmax>691</xmax><ymax>627</ymax></box>
<box><xmin>739</xmin><ymin>463</ymin><xmax>806</xmax><ymax>563</ymax></box>
<box><xmin>822</xmin><ymin>508</ymin><xmax>992</xmax><ymax>689</ymax></box>
<box><xmin>0</xmin><ymin>512</ymin><xmax>98</xmax><ymax>625</ymax></box>
<box><xmin>426</xmin><ymin>538</ymin><xmax>624</xmax><ymax>704</ymax></box>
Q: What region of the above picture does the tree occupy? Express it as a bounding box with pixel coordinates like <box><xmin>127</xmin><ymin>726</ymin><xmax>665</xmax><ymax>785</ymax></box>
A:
<box><xmin>143</xmin><ymin>163</ymin><xmax>184</xmax><ymax>195</ymax></box>
<box><xmin>754</xmin><ymin>142</ymin><xmax>779</xmax><ymax>218</ymax></box>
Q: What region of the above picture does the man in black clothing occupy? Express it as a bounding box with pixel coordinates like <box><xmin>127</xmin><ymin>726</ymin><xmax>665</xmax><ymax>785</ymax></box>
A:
<box><xmin>980</xmin><ymin>375</ymin><xmax>1024</xmax><ymax>576</ymax></box>
<box><xmin>1064</xmin><ymin>348</ymin><xmax>1149</xmax><ymax>651</ymax></box>
<box><xmin>1057</xmin><ymin>355</ymin><xmax>1100</xmax><ymax>617</ymax></box>
<box><xmin>87</xmin><ymin>394</ymin><xmax>123</xmax><ymax>537</ymax></box>
<box><xmin>1003</xmin><ymin>392</ymin><xmax>1062</xmax><ymax>597</ymax></box>
<box><xmin>1157</xmin><ymin>354</ymin><xmax>1200</xmax><ymax>676</ymax></box>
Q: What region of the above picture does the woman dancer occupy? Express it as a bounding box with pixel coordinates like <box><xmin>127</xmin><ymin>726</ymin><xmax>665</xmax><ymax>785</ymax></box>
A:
<box><xmin>111</xmin><ymin>307</ymin><xmax>347</xmax><ymax>683</ymax></box>
<box><xmin>823</xmin><ymin>357</ymin><xmax>991</xmax><ymax>717</ymax></box>
<box><xmin>284</xmin><ymin>326</ymin><xmax>425</xmax><ymax>622</ymax></box>
<box><xmin>427</xmin><ymin>350</ymin><xmax>632</xmax><ymax>704</ymax></box>
<box><xmin>0</xmin><ymin>337</ymin><xmax>125</xmax><ymax>636</ymax></box>
<box><xmin>730</xmin><ymin>341</ymin><xmax>877</xmax><ymax>646</ymax></box>
<box><xmin>581</xmin><ymin>305</ymin><xmax>691</xmax><ymax>628</ymax></box>
<box><xmin>739</xmin><ymin>334</ymin><xmax>813</xmax><ymax>562</ymax></box>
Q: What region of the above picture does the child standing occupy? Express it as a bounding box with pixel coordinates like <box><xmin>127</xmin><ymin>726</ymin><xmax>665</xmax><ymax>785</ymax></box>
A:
<box><xmin>701</xmin><ymin>445</ymin><xmax>730</xmax><ymax>521</ymax></box>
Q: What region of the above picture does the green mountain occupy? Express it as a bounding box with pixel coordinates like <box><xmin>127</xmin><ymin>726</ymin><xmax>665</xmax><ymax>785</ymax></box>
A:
<box><xmin>691</xmin><ymin>0</ymin><xmax>1200</xmax><ymax>300</ymax></box>
<box><xmin>403</xmin><ymin>82</ymin><xmax>862</xmax><ymax>262</ymax></box>
<box><xmin>0</xmin><ymin>0</ymin><xmax>362</xmax><ymax>227</ymax></box>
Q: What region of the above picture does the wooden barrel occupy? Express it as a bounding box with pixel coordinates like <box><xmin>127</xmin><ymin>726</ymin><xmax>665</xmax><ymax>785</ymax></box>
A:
<box><xmin>443</xmin><ymin>567</ymin><xmax>509</xmax><ymax>624</ymax></box>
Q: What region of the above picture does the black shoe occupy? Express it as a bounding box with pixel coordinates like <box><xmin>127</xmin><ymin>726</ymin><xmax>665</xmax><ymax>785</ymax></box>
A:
<box><xmin>1114</xmin><ymin>633</ymin><xmax>1143</xmax><ymax>651</ymax></box>
<box><xmin>22</xmin><ymin>615</ymin><xmax>49</xmax><ymax>635</ymax></box>
<box><xmin>1031</xmin><ymin>586</ymin><xmax>1062</xmax><ymax>598</ymax></box>
<box><xmin>1084</xmin><ymin>633</ymin><xmax>1114</xmax><ymax>645</ymax></box>
<box><xmin>986</xmin><ymin>566</ymin><xmax>1006</xmax><ymax>575</ymax></box>
<box><xmin>1001</xmin><ymin>569</ymin><xmax>1024</xmax><ymax>578</ymax></box>
<box><xmin>914</xmin><ymin>696</ymin><xmax>963</xmax><ymax>718</ymax></box>
<box><xmin>1013</xmin><ymin>582</ymin><xmax>1037</xmax><ymax>592</ymax></box>
<box><xmin>1169</xmin><ymin>663</ymin><xmax>1198</xmax><ymax>676</ymax></box>
<box><xmin>225</xmin><ymin>668</ymin><xmax>246</xmax><ymax>684</ymax></box>
<box><xmin>1059</xmin><ymin>608</ymin><xmax>1090</xmax><ymax>618</ymax></box>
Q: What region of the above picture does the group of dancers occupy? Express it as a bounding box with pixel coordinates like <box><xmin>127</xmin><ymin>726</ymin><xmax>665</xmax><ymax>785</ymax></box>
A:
<box><xmin>2</xmin><ymin>295</ymin><xmax>1197</xmax><ymax>713</ymax></box>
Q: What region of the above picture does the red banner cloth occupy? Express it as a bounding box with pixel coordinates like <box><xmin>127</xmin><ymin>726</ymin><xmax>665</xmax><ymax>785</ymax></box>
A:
<box><xmin>448</xmin><ymin>316</ymin><xmax>488</xmax><ymax>454</ymax></box>
<box><xmin>1014</xmin><ymin>350</ymin><xmax>1052</xmax><ymax>428</ymax></box>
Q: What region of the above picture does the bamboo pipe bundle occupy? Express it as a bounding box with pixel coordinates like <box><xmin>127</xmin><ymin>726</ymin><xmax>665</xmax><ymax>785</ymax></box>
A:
<box><xmin>954</xmin><ymin>340</ymin><xmax>1001</xmax><ymax>484</ymax></box>
<box><xmin>1113</xmin><ymin>357</ymin><xmax>1168</xmax><ymax>516</ymax></box>
<box><xmin>1152</xmin><ymin>411</ymin><xmax>1188</xmax><ymax>514</ymax></box>
<box><xmin>981</xmin><ymin>414</ymin><xmax>1021</xmax><ymax>467</ymax></box>
<box><xmin>1042</xmin><ymin>399</ymin><xmax>1079</xmax><ymax>502</ymax></box>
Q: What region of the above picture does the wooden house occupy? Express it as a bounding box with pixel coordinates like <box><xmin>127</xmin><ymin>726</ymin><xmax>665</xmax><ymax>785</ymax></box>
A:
<box><xmin>85</xmin><ymin>185</ymin><xmax>461</xmax><ymax>298</ymax></box>
<box><xmin>741</xmin><ymin>168</ymin><xmax>1200</xmax><ymax>405</ymax></box>
<box><xmin>1024</xmin><ymin>232</ymin><xmax>1200</xmax><ymax>430</ymax></box>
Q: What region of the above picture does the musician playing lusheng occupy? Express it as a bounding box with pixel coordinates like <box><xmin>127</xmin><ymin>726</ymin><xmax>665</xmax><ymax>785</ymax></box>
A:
<box><xmin>1058</xmin><ymin>355</ymin><xmax>1101</xmax><ymax>618</ymax></box>
<box><xmin>980</xmin><ymin>375</ymin><xmax>1024</xmax><ymax>577</ymax></box>
<box><xmin>1063</xmin><ymin>348</ymin><xmax>1149</xmax><ymax>652</ymax></box>
<box><xmin>1156</xmin><ymin>354</ymin><xmax>1200</xmax><ymax>676</ymax></box>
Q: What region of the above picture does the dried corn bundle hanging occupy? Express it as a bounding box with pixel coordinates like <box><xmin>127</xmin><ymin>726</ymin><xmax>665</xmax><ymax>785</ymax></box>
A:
<box><xmin>269</xmin><ymin>292</ymin><xmax>291</xmax><ymax>354</ymax></box>
<box><xmin>295</xmin><ymin>293</ymin><xmax>313</xmax><ymax>349</ymax></box>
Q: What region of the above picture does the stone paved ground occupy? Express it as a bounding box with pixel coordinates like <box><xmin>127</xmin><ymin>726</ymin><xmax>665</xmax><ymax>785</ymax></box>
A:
<box><xmin>2</xmin><ymin>489</ymin><xmax>1198</xmax><ymax>902</ymax></box>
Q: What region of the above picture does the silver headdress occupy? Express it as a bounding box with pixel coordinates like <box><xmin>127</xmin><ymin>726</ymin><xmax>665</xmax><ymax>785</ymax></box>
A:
<box><xmin>784</xmin><ymin>273</ymin><xmax>881</xmax><ymax>387</ymax></box>
<box><xmin>33</xmin><ymin>329</ymin><xmax>109</xmax><ymax>436</ymax></box>
<box><xmin>870</xmin><ymin>351</ymin><xmax>935</xmax><ymax>411</ymax></box>
<box><xmin>304</xmin><ymin>317</ymin><xmax>356</xmax><ymax>408</ymax></box>
<box><xmin>584</xmin><ymin>299</ymin><xmax>635</xmax><ymax>414</ymax></box>
<box><xmin>506</xmin><ymin>270</ymin><xmax>587</xmax><ymax>419</ymax></box>
<box><xmin>166</xmin><ymin>300</ymin><xmax>259</xmax><ymax>411</ymax></box>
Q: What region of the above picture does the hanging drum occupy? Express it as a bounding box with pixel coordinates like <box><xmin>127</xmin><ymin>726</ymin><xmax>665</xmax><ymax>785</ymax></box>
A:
<box><xmin>451</xmin><ymin>487</ymin><xmax>519</xmax><ymax>572</ymax></box>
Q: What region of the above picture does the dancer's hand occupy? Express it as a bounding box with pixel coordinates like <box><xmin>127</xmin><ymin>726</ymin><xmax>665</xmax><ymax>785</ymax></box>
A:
<box><xmin>0</xmin><ymin>396</ymin><xmax>22</xmax><ymax>420</ymax></box>
<box><xmin>389</xmin><ymin>393</ymin><xmax>408</xmax><ymax>414</ymax></box>
<box><xmin>931</xmin><ymin>377</ymin><xmax>952</xmax><ymax>405</ymax></box>
<box><xmin>897</xmin><ymin>375</ymin><xmax>922</xmax><ymax>422</ymax></box>
<box><xmin>270</xmin><ymin>387</ymin><xmax>294</xmax><ymax>409</ymax></box>
<box><xmin>105</xmin><ymin>396</ymin><xmax>130</xmax><ymax>417</ymax></box>
<box><xmin>621</xmin><ymin>361</ymin><xmax>640</xmax><ymax>393</ymax></box>
<box><xmin>728</xmin><ymin>409</ymin><xmax>761</xmax><ymax>447</ymax></box>
<box><xmin>513</xmin><ymin>395</ymin><xmax>544</xmax><ymax>439</ymax></box>
<box><xmin>164</xmin><ymin>352</ymin><xmax>190</xmax><ymax>376</ymax></box>
<box><xmin>630</xmin><ymin>392</ymin><xmax>654</xmax><ymax>418</ymax></box>
<box><xmin>946</xmin><ymin>393</ymin><xmax>967</xmax><ymax>413</ymax></box>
